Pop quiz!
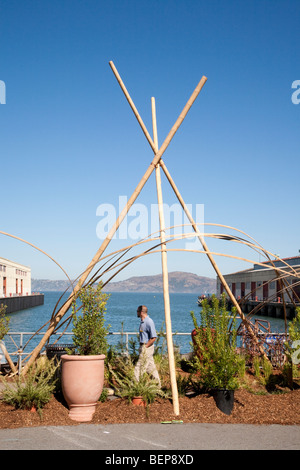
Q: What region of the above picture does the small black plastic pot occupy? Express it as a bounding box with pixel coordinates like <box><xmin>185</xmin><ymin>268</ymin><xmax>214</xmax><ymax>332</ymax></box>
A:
<box><xmin>212</xmin><ymin>389</ymin><xmax>235</xmax><ymax>415</ymax></box>
<box><xmin>45</xmin><ymin>344</ymin><xmax>75</xmax><ymax>362</ymax></box>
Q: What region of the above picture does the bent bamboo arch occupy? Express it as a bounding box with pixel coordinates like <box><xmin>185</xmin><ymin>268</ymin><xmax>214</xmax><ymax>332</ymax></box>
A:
<box><xmin>7</xmin><ymin>223</ymin><xmax>299</xmax><ymax>361</ymax></box>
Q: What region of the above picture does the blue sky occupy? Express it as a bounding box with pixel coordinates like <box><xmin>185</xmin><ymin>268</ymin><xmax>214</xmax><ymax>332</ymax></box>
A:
<box><xmin>0</xmin><ymin>0</ymin><xmax>299</xmax><ymax>283</ymax></box>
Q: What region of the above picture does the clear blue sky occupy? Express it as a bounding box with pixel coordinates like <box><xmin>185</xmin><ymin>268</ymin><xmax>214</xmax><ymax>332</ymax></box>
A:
<box><xmin>0</xmin><ymin>0</ymin><xmax>299</xmax><ymax>283</ymax></box>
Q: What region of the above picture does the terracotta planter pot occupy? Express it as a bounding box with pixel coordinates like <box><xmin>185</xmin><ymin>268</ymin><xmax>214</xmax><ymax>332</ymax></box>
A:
<box><xmin>61</xmin><ymin>354</ymin><xmax>105</xmax><ymax>422</ymax></box>
<box><xmin>132</xmin><ymin>396</ymin><xmax>146</xmax><ymax>406</ymax></box>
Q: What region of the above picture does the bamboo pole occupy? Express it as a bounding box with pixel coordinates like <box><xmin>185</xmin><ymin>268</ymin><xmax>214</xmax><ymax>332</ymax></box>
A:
<box><xmin>152</xmin><ymin>97</ymin><xmax>179</xmax><ymax>416</ymax></box>
<box><xmin>23</xmin><ymin>63</ymin><xmax>207</xmax><ymax>374</ymax></box>
<box><xmin>109</xmin><ymin>61</ymin><xmax>207</xmax><ymax>156</ymax></box>
<box><xmin>159</xmin><ymin>159</ymin><xmax>269</xmax><ymax>359</ymax></box>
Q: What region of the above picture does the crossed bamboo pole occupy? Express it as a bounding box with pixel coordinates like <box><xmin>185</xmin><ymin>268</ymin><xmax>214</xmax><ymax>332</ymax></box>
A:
<box><xmin>23</xmin><ymin>62</ymin><xmax>208</xmax><ymax>375</ymax></box>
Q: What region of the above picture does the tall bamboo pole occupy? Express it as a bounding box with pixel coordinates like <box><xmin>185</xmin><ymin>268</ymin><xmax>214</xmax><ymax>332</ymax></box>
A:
<box><xmin>152</xmin><ymin>97</ymin><xmax>179</xmax><ymax>416</ymax></box>
<box><xmin>23</xmin><ymin>63</ymin><xmax>207</xmax><ymax>374</ymax></box>
<box><xmin>109</xmin><ymin>61</ymin><xmax>207</xmax><ymax>156</ymax></box>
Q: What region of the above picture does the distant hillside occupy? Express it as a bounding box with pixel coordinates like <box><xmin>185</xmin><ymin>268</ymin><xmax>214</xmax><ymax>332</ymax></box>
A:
<box><xmin>32</xmin><ymin>272</ymin><xmax>216</xmax><ymax>294</ymax></box>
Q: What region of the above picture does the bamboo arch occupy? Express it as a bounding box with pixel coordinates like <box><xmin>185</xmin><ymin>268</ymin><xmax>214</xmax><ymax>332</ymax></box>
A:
<box><xmin>2</xmin><ymin>222</ymin><xmax>300</xmax><ymax>399</ymax></box>
<box><xmin>6</xmin><ymin>223</ymin><xmax>299</xmax><ymax>355</ymax></box>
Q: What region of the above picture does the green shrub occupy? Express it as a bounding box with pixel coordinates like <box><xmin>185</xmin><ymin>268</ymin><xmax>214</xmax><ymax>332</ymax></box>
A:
<box><xmin>1</xmin><ymin>356</ymin><xmax>59</xmax><ymax>416</ymax></box>
<box><xmin>108</xmin><ymin>355</ymin><xmax>166</xmax><ymax>406</ymax></box>
<box><xmin>190</xmin><ymin>294</ymin><xmax>240</xmax><ymax>391</ymax></box>
<box><xmin>70</xmin><ymin>283</ymin><xmax>110</xmax><ymax>356</ymax></box>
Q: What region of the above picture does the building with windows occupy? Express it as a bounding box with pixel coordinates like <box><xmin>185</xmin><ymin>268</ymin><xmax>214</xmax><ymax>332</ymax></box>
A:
<box><xmin>217</xmin><ymin>256</ymin><xmax>300</xmax><ymax>303</ymax></box>
<box><xmin>0</xmin><ymin>256</ymin><xmax>31</xmax><ymax>298</ymax></box>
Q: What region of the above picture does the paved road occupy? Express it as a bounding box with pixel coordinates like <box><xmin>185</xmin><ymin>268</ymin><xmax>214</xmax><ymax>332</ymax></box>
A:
<box><xmin>0</xmin><ymin>423</ymin><xmax>299</xmax><ymax>450</ymax></box>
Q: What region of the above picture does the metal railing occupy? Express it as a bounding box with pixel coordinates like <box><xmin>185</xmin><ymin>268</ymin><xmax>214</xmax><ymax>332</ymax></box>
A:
<box><xmin>1</xmin><ymin>331</ymin><xmax>192</xmax><ymax>374</ymax></box>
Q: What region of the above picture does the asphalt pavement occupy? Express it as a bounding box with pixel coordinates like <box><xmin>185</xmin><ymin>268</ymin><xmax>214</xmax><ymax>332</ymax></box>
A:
<box><xmin>0</xmin><ymin>422</ymin><xmax>299</xmax><ymax>451</ymax></box>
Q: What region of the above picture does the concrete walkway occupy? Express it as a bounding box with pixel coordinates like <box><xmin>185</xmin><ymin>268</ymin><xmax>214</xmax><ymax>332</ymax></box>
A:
<box><xmin>0</xmin><ymin>423</ymin><xmax>299</xmax><ymax>450</ymax></box>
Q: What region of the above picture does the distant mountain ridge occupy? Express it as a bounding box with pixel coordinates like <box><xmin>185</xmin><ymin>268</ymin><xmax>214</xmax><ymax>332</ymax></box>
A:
<box><xmin>32</xmin><ymin>271</ymin><xmax>216</xmax><ymax>294</ymax></box>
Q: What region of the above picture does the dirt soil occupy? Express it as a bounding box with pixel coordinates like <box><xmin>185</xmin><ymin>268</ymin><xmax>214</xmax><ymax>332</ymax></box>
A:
<box><xmin>1</xmin><ymin>375</ymin><xmax>300</xmax><ymax>429</ymax></box>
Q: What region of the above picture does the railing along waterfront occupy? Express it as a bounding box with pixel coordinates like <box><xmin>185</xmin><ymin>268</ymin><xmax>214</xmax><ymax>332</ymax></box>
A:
<box><xmin>0</xmin><ymin>331</ymin><xmax>192</xmax><ymax>374</ymax></box>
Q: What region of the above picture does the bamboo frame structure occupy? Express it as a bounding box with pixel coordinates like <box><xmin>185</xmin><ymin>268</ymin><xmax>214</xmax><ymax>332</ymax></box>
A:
<box><xmin>20</xmin><ymin>59</ymin><xmax>275</xmax><ymax>419</ymax></box>
<box><xmin>22</xmin><ymin>62</ymin><xmax>207</xmax><ymax>376</ymax></box>
<box><xmin>4</xmin><ymin>222</ymin><xmax>299</xmax><ymax>371</ymax></box>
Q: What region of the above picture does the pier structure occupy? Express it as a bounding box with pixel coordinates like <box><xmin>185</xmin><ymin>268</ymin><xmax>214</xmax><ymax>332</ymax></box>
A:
<box><xmin>1</xmin><ymin>293</ymin><xmax>44</xmax><ymax>314</ymax></box>
<box><xmin>226</xmin><ymin>298</ymin><xmax>298</xmax><ymax>320</ymax></box>
<box><xmin>216</xmin><ymin>255</ymin><xmax>300</xmax><ymax>320</ymax></box>
<box><xmin>0</xmin><ymin>256</ymin><xmax>44</xmax><ymax>313</ymax></box>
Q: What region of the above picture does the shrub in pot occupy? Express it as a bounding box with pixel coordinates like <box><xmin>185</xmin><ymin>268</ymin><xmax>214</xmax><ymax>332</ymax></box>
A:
<box><xmin>108</xmin><ymin>354</ymin><xmax>166</xmax><ymax>413</ymax></box>
<box><xmin>61</xmin><ymin>283</ymin><xmax>110</xmax><ymax>422</ymax></box>
<box><xmin>190</xmin><ymin>294</ymin><xmax>241</xmax><ymax>415</ymax></box>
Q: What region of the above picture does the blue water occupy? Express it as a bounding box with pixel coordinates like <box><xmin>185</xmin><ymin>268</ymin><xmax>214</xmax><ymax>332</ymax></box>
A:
<box><xmin>4</xmin><ymin>291</ymin><xmax>288</xmax><ymax>357</ymax></box>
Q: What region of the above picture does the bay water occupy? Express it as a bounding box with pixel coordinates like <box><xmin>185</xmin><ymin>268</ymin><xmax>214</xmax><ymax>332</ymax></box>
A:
<box><xmin>4</xmin><ymin>291</ymin><xmax>287</xmax><ymax>360</ymax></box>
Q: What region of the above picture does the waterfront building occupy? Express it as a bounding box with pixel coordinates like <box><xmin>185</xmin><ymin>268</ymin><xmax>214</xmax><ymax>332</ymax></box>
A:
<box><xmin>0</xmin><ymin>256</ymin><xmax>31</xmax><ymax>297</ymax></box>
<box><xmin>217</xmin><ymin>256</ymin><xmax>300</xmax><ymax>303</ymax></box>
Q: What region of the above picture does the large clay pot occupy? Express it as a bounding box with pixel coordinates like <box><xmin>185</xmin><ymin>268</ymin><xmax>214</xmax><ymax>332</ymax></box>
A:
<box><xmin>61</xmin><ymin>354</ymin><xmax>105</xmax><ymax>422</ymax></box>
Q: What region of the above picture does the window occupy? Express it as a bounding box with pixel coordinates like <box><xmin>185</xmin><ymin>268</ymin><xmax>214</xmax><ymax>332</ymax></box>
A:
<box><xmin>16</xmin><ymin>269</ymin><xmax>27</xmax><ymax>276</ymax></box>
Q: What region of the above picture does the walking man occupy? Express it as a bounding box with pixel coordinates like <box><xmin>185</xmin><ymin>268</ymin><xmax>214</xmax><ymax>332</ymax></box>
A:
<box><xmin>134</xmin><ymin>305</ymin><xmax>161</xmax><ymax>387</ymax></box>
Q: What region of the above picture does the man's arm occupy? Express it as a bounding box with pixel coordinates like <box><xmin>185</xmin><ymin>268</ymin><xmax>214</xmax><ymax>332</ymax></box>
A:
<box><xmin>146</xmin><ymin>337</ymin><xmax>156</xmax><ymax>348</ymax></box>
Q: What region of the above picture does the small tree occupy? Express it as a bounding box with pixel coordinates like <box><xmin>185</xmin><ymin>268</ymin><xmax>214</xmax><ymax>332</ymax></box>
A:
<box><xmin>70</xmin><ymin>283</ymin><xmax>110</xmax><ymax>356</ymax></box>
<box><xmin>190</xmin><ymin>294</ymin><xmax>240</xmax><ymax>391</ymax></box>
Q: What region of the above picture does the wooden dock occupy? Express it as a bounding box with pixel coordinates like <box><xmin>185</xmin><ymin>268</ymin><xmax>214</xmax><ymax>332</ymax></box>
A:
<box><xmin>228</xmin><ymin>299</ymin><xmax>299</xmax><ymax>320</ymax></box>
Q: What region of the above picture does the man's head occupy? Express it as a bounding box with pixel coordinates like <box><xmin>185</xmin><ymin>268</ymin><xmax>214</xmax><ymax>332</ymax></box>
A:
<box><xmin>137</xmin><ymin>305</ymin><xmax>148</xmax><ymax>319</ymax></box>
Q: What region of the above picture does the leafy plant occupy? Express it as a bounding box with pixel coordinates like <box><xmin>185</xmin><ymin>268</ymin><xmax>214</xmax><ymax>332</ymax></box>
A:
<box><xmin>1</xmin><ymin>356</ymin><xmax>59</xmax><ymax>416</ymax></box>
<box><xmin>0</xmin><ymin>304</ymin><xmax>9</xmax><ymax>341</ymax></box>
<box><xmin>108</xmin><ymin>354</ymin><xmax>166</xmax><ymax>406</ymax></box>
<box><xmin>152</xmin><ymin>322</ymin><xmax>181</xmax><ymax>388</ymax></box>
<box><xmin>190</xmin><ymin>294</ymin><xmax>240</xmax><ymax>391</ymax></box>
<box><xmin>253</xmin><ymin>356</ymin><xmax>274</xmax><ymax>387</ymax></box>
<box><xmin>176</xmin><ymin>373</ymin><xmax>192</xmax><ymax>397</ymax></box>
<box><xmin>70</xmin><ymin>283</ymin><xmax>110</xmax><ymax>356</ymax></box>
<box><xmin>99</xmin><ymin>387</ymin><xmax>109</xmax><ymax>402</ymax></box>
<box><xmin>253</xmin><ymin>356</ymin><xmax>261</xmax><ymax>379</ymax></box>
